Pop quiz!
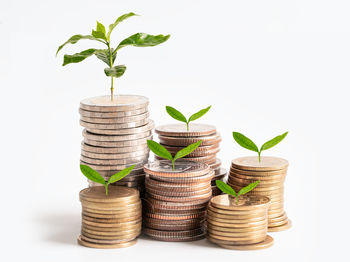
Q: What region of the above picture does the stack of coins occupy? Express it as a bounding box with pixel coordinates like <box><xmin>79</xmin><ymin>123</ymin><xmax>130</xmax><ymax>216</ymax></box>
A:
<box><xmin>143</xmin><ymin>160</ymin><xmax>214</xmax><ymax>241</ymax></box>
<box><xmin>77</xmin><ymin>186</ymin><xmax>142</xmax><ymax>248</ymax></box>
<box><xmin>228</xmin><ymin>156</ymin><xmax>291</xmax><ymax>232</ymax></box>
<box><xmin>79</xmin><ymin>95</ymin><xmax>153</xmax><ymax>194</ymax></box>
<box><xmin>207</xmin><ymin>194</ymin><xmax>273</xmax><ymax>250</ymax></box>
<box><xmin>155</xmin><ymin>123</ymin><xmax>226</xmax><ymax>196</ymax></box>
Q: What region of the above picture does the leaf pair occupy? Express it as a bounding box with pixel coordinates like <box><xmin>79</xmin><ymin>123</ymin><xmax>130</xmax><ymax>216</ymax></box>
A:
<box><xmin>216</xmin><ymin>180</ymin><xmax>260</xmax><ymax>204</ymax></box>
<box><xmin>80</xmin><ymin>164</ymin><xmax>134</xmax><ymax>195</ymax></box>
<box><xmin>166</xmin><ymin>106</ymin><xmax>211</xmax><ymax>131</ymax></box>
<box><xmin>147</xmin><ymin>140</ymin><xmax>202</xmax><ymax>170</ymax></box>
<box><xmin>232</xmin><ymin>131</ymin><xmax>288</xmax><ymax>162</ymax></box>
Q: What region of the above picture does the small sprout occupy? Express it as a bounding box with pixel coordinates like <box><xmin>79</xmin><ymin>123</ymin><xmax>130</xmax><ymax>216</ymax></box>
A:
<box><xmin>216</xmin><ymin>180</ymin><xmax>260</xmax><ymax>204</ymax></box>
<box><xmin>232</xmin><ymin>131</ymin><xmax>288</xmax><ymax>162</ymax></box>
<box><xmin>80</xmin><ymin>164</ymin><xmax>135</xmax><ymax>195</ymax></box>
<box><xmin>166</xmin><ymin>106</ymin><xmax>211</xmax><ymax>131</ymax></box>
<box><xmin>147</xmin><ymin>140</ymin><xmax>202</xmax><ymax>170</ymax></box>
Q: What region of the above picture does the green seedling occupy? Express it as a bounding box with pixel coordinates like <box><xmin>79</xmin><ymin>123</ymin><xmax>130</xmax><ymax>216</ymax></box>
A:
<box><xmin>80</xmin><ymin>164</ymin><xmax>135</xmax><ymax>195</ymax></box>
<box><xmin>147</xmin><ymin>140</ymin><xmax>202</xmax><ymax>170</ymax></box>
<box><xmin>166</xmin><ymin>106</ymin><xmax>211</xmax><ymax>131</ymax></box>
<box><xmin>216</xmin><ymin>180</ymin><xmax>260</xmax><ymax>204</ymax></box>
<box><xmin>232</xmin><ymin>131</ymin><xmax>288</xmax><ymax>162</ymax></box>
<box><xmin>56</xmin><ymin>12</ymin><xmax>170</xmax><ymax>100</ymax></box>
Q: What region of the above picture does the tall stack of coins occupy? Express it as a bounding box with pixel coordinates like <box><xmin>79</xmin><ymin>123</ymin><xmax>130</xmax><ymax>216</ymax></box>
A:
<box><xmin>207</xmin><ymin>194</ymin><xmax>273</xmax><ymax>250</ymax></box>
<box><xmin>143</xmin><ymin>160</ymin><xmax>214</xmax><ymax>241</ymax></box>
<box><xmin>228</xmin><ymin>156</ymin><xmax>291</xmax><ymax>232</ymax></box>
<box><xmin>155</xmin><ymin>123</ymin><xmax>226</xmax><ymax>196</ymax></box>
<box><xmin>77</xmin><ymin>186</ymin><xmax>142</xmax><ymax>248</ymax></box>
<box><xmin>79</xmin><ymin>95</ymin><xmax>153</xmax><ymax>194</ymax></box>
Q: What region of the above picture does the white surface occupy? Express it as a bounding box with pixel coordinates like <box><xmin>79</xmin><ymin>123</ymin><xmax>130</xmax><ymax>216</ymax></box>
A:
<box><xmin>0</xmin><ymin>0</ymin><xmax>349</xmax><ymax>261</ymax></box>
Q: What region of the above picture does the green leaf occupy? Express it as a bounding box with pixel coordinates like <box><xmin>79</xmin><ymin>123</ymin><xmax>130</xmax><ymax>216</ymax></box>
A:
<box><xmin>174</xmin><ymin>140</ymin><xmax>202</xmax><ymax>160</ymax></box>
<box><xmin>116</xmin><ymin>33</ymin><xmax>170</xmax><ymax>51</ymax></box>
<box><xmin>107</xmin><ymin>165</ymin><xmax>135</xmax><ymax>185</ymax></box>
<box><xmin>91</xmin><ymin>21</ymin><xmax>107</xmax><ymax>41</ymax></box>
<box><xmin>166</xmin><ymin>106</ymin><xmax>187</xmax><ymax>123</ymax></box>
<box><xmin>216</xmin><ymin>180</ymin><xmax>236</xmax><ymax>197</ymax></box>
<box><xmin>104</xmin><ymin>65</ymin><xmax>126</xmax><ymax>78</ymax></box>
<box><xmin>147</xmin><ymin>140</ymin><xmax>173</xmax><ymax>160</ymax></box>
<box><xmin>107</xmin><ymin>12</ymin><xmax>138</xmax><ymax>41</ymax></box>
<box><xmin>260</xmin><ymin>132</ymin><xmax>288</xmax><ymax>152</ymax></box>
<box><xmin>80</xmin><ymin>164</ymin><xmax>105</xmax><ymax>185</ymax></box>
<box><xmin>56</xmin><ymin>34</ymin><xmax>104</xmax><ymax>55</ymax></box>
<box><xmin>62</xmin><ymin>48</ymin><xmax>97</xmax><ymax>66</ymax></box>
<box><xmin>188</xmin><ymin>106</ymin><xmax>211</xmax><ymax>122</ymax></box>
<box><xmin>96</xmin><ymin>21</ymin><xmax>106</xmax><ymax>35</ymax></box>
<box><xmin>232</xmin><ymin>132</ymin><xmax>259</xmax><ymax>153</ymax></box>
<box><xmin>95</xmin><ymin>49</ymin><xmax>116</xmax><ymax>66</ymax></box>
<box><xmin>237</xmin><ymin>181</ymin><xmax>260</xmax><ymax>196</ymax></box>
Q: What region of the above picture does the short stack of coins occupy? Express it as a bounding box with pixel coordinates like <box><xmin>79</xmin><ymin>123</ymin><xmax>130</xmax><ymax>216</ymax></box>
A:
<box><xmin>155</xmin><ymin>123</ymin><xmax>227</xmax><ymax>196</ymax></box>
<box><xmin>79</xmin><ymin>95</ymin><xmax>154</xmax><ymax>195</ymax></box>
<box><xmin>207</xmin><ymin>194</ymin><xmax>273</xmax><ymax>250</ymax></box>
<box><xmin>78</xmin><ymin>186</ymin><xmax>142</xmax><ymax>249</ymax></box>
<box><xmin>142</xmin><ymin>160</ymin><xmax>214</xmax><ymax>241</ymax></box>
<box><xmin>228</xmin><ymin>156</ymin><xmax>291</xmax><ymax>232</ymax></box>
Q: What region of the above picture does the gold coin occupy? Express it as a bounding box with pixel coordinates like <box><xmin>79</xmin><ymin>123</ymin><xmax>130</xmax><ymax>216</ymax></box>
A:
<box><xmin>208</xmin><ymin>228</ymin><xmax>267</xmax><ymax>237</ymax></box>
<box><xmin>207</xmin><ymin>213</ymin><xmax>266</xmax><ymax>224</ymax></box>
<box><xmin>207</xmin><ymin>218</ymin><xmax>267</xmax><ymax>228</ymax></box>
<box><xmin>231</xmin><ymin>156</ymin><xmax>289</xmax><ymax>171</ymax></box>
<box><xmin>155</xmin><ymin>123</ymin><xmax>216</xmax><ymax>137</ymax></box>
<box><xmin>82</xmin><ymin>218</ymin><xmax>142</xmax><ymax>228</ymax></box>
<box><xmin>82</xmin><ymin>226</ymin><xmax>141</xmax><ymax>236</ymax></box>
<box><xmin>79</xmin><ymin>186</ymin><xmax>139</xmax><ymax>203</ymax></box>
<box><xmin>210</xmin><ymin>194</ymin><xmax>270</xmax><ymax>211</ymax></box>
<box><xmin>268</xmin><ymin>212</ymin><xmax>287</xmax><ymax>222</ymax></box>
<box><xmin>82</xmin><ymin>214</ymin><xmax>141</xmax><ymax>223</ymax></box>
<box><xmin>207</xmin><ymin>203</ymin><xmax>266</xmax><ymax>216</ymax></box>
<box><xmin>208</xmin><ymin>232</ymin><xmax>266</xmax><ymax>242</ymax></box>
<box><xmin>80</xmin><ymin>200</ymin><xmax>141</xmax><ymax>210</ymax></box>
<box><xmin>228</xmin><ymin>176</ymin><xmax>284</xmax><ymax>187</ymax></box>
<box><xmin>229</xmin><ymin>166</ymin><xmax>287</xmax><ymax>176</ymax></box>
<box><xmin>82</xmin><ymin>230</ymin><xmax>140</xmax><ymax>240</ymax></box>
<box><xmin>268</xmin><ymin>219</ymin><xmax>292</xmax><ymax>232</ymax></box>
<box><xmin>77</xmin><ymin>235</ymin><xmax>137</xmax><ymax>249</ymax></box>
<box><xmin>207</xmin><ymin>209</ymin><xmax>267</xmax><ymax>221</ymax></box>
<box><xmin>207</xmin><ymin>223</ymin><xmax>267</xmax><ymax>233</ymax></box>
<box><xmin>82</xmin><ymin>222</ymin><xmax>141</xmax><ymax>232</ymax></box>
<box><xmin>80</xmin><ymin>234</ymin><xmax>136</xmax><ymax>245</ymax></box>
<box><xmin>214</xmin><ymin>235</ymin><xmax>274</xmax><ymax>250</ymax></box>
<box><xmin>82</xmin><ymin>210</ymin><xmax>141</xmax><ymax>219</ymax></box>
<box><xmin>82</xmin><ymin>204</ymin><xmax>141</xmax><ymax>214</ymax></box>
<box><xmin>228</xmin><ymin>181</ymin><xmax>283</xmax><ymax>192</ymax></box>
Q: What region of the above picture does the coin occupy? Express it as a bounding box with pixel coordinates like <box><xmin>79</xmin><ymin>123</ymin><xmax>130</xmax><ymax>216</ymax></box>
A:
<box><xmin>209</xmin><ymin>158</ymin><xmax>222</xmax><ymax>170</ymax></box>
<box><xmin>82</xmin><ymin>210</ymin><xmax>141</xmax><ymax>219</ymax></box>
<box><xmin>81</xmin><ymin>150</ymin><xmax>149</xmax><ymax>161</ymax></box>
<box><xmin>228</xmin><ymin>176</ymin><xmax>283</xmax><ymax>187</ymax></box>
<box><xmin>80</xmin><ymin>160</ymin><xmax>146</xmax><ymax>171</ymax></box>
<box><xmin>83</xmin><ymin>135</ymin><xmax>151</xmax><ymax>147</ymax></box>
<box><xmin>77</xmin><ymin>235</ymin><xmax>137</xmax><ymax>248</ymax></box>
<box><xmin>145</xmin><ymin>177</ymin><xmax>211</xmax><ymax>192</ymax></box>
<box><xmin>86</xmin><ymin>120</ymin><xmax>154</xmax><ymax>135</ymax></box>
<box><xmin>211</xmin><ymin>194</ymin><xmax>270</xmax><ymax>211</ymax></box>
<box><xmin>80</xmin><ymin>234</ymin><xmax>136</xmax><ymax>244</ymax></box>
<box><xmin>207</xmin><ymin>209</ymin><xmax>267</xmax><ymax>221</ymax></box>
<box><xmin>82</xmin><ymin>226</ymin><xmax>141</xmax><ymax>236</ymax></box>
<box><xmin>80</xmin><ymin>201</ymin><xmax>141</xmax><ymax>211</ymax></box>
<box><xmin>229</xmin><ymin>172</ymin><xmax>286</xmax><ymax>183</ymax></box>
<box><xmin>207</xmin><ymin>203</ymin><xmax>267</xmax><ymax>216</ymax></box>
<box><xmin>210</xmin><ymin>235</ymin><xmax>274</xmax><ymax>250</ymax></box>
<box><xmin>79</xmin><ymin>186</ymin><xmax>139</xmax><ymax>203</ymax></box>
<box><xmin>82</xmin><ymin>218</ymin><xmax>142</xmax><ymax>228</ymax></box>
<box><xmin>208</xmin><ymin>228</ymin><xmax>267</xmax><ymax>237</ymax></box>
<box><xmin>80</xmin><ymin>112</ymin><xmax>149</xmax><ymax>124</ymax></box>
<box><xmin>147</xmin><ymin>190</ymin><xmax>212</xmax><ymax>202</ymax></box>
<box><xmin>80</xmin><ymin>95</ymin><xmax>149</xmax><ymax>112</ymax></box>
<box><xmin>82</xmin><ymin>230</ymin><xmax>140</xmax><ymax>240</ymax></box>
<box><xmin>147</xmin><ymin>169</ymin><xmax>214</xmax><ymax>183</ymax></box>
<box><xmin>207</xmin><ymin>215</ymin><xmax>267</xmax><ymax>224</ymax></box>
<box><xmin>145</xmin><ymin>211</ymin><xmax>206</xmax><ymax>220</ymax></box>
<box><xmin>155</xmin><ymin>154</ymin><xmax>217</xmax><ymax>163</ymax></box>
<box><xmin>207</xmin><ymin>223</ymin><xmax>267</xmax><ymax>233</ymax></box>
<box><xmin>82</xmin><ymin>222</ymin><xmax>141</xmax><ymax>232</ymax></box>
<box><xmin>231</xmin><ymin>156</ymin><xmax>289</xmax><ymax>171</ymax></box>
<box><xmin>144</xmin><ymin>197</ymin><xmax>209</xmax><ymax>210</ymax></box>
<box><xmin>144</xmin><ymin>222</ymin><xmax>202</xmax><ymax>231</ymax></box>
<box><xmin>207</xmin><ymin>218</ymin><xmax>267</xmax><ymax>228</ymax></box>
<box><xmin>146</xmin><ymin>185</ymin><xmax>211</xmax><ymax>197</ymax></box>
<box><xmin>79</xmin><ymin>107</ymin><xmax>148</xmax><ymax>118</ymax></box>
<box><xmin>208</xmin><ymin>232</ymin><xmax>266</xmax><ymax>243</ymax></box>
<box><xmin>81</xmin><ymin>141</ymin><xmax>148</xmax><ymax>154</ymax></box>
<box><xmin>268</xmin><ymin>219</ymin><xmax>292</xmax><ymax>232</ymax></box>
<box><xmin>144</xmin><ymin>231</ymin><xmax>206</xmax><ymax>242</ymax></box>
<box><xmin>83</xmin><ymin>129</ymin><xmax>152</xmax><ymax>142</ymax></box>
<box><xmin>230</xmin><ymin>166</ymin><xmax>287</xmax><ymax>176</ymax></box>
<box><xmin>82</xmin><ymin>214</ymin><xmax>141</xmax><ymax>223</ymax></box>
<box><xmin>155</xmin><ymin>123</ymin><xmax>216</xmax><ymax>137</ymax></box>
<box><xmin>80</xmin><ymin>118</ymin><xmax>149</xmax><ymax>130</ymax></box>
<box><xmin>158</xmin><ymin>133</ymin><xmax>221</xmax><ymax>146</ymax></box>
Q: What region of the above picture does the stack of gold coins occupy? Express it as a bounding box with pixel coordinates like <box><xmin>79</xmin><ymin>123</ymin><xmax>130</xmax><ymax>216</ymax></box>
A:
<box><xmin>228</xmin><ymin>156</ymin><xmax>291</xmax><ymax>232</ymax></box>
<box><xmin>78</xmin><ymin>186</ymin><xmax>142</xmax><ymax>248</ymax></box>
<box><xmin>207</xmin><ymin>194</ymin><xmax>273</xmax><ymax>250</ymax></box>
<box><xmin>155</xmin><ymin>123</ymin><xmax>226</xmax><ymax>196</ymax></box>
<box><xmin>79</xmin><ymin>95</ymin><xmax>153</xmax><ymax>195</ymax></box>
<box><xmin>143</xmin><ymin>160</ymin><xmax>214</xmax><ymax>241</ymax></box>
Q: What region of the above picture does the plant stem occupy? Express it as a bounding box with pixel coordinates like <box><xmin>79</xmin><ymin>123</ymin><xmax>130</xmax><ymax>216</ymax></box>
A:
<box><xmin>110</xmin><ymin>77</ymin><xmax>114</xmax><ymax>101</ymax></box>
<box><xmin>107</xmin><ymin>42</ymin><xmax>114</xmax><ymax>101</ymax></box>
<box><xmin>258</xmin><ymin>151</ymin><xmax>261</xmax><ymax>162</ymax></box>
<box><xmin>236</xmin><ymin>196</ymin><xmax>238</xmax><ymax>205</ymax></box>
<box><xmin>105</xmin><ymin>184</ymin><xmax>109</xmax><ymax>196</ymax></box>
<box><xmin>186</xmin><ymin>122</ymin><xmax>189</xmax><ymax>131</ymax></box>
<box><xmin>172</xmin><ymin>160</ymin><xmax>175</xmax><ymax>171</ymax></box>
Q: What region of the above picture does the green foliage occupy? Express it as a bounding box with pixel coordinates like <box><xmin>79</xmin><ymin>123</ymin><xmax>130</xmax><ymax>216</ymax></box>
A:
<box><xmin>216</xmin><ymin>180</ymin><xmax>260</xmax><ymax>204</ymax></box>
<box><xmin>147</xmin><ymin>140</ymin><xmax>202</xmax><ymax>170</ymax></box>
<box><xmin>165</xmin><ymin>106</ymin><xmax>211</xmax><ymax>131</ymax></box>
<box><xmin>232</xmin><ymin>131</ymin><xmax>288</xmax><ymax>162</ymax></box>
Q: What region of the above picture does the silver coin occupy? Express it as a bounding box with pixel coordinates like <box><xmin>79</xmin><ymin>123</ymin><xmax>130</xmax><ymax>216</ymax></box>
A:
<box><xmin>80</xmin><ymin>95</ymin><xmax>149</xmax><ymax>112</ymax></box>
<box><xmin>82</xmin><ymin>129</ymin><xmax>152</xmax><ymax>142</ymax></box>
<box><xmin>81</xmin><ymin>149</ymin><xmax>149</xmax><ymax>160</ymax></box>
<box><xmin>79</xmin><ymin>107</ymin><xmax>148</xmax><ymax>118</ymax></box>
<box><xmin>80</xmin><ymin>118</ymin><xmax>149</xmax><ymax>130</ymax></box>
<box><xmin>80</xmin><ymin>112</ymin><xmax>149</xmax><ymax>124</ymax></box>
<box><xmin>86</xmin><ymin>120</ymin><xmax>155</xmax><ymax>135</ymax></box>
<box><xmin>80</xmin><ymin>160</ymin><xmax>147</xmax><ymax>171</ymax></box>
<box><xmin>81</xmin><ymin>141</ymin><xmax>148</xmax><ymax>154</ymax></box>
<box><xmin>80</xmin><ymin>155</ymin><xmax>149</xmax><ymax>165</ymax></box>
<box><xmin>97</xmin><ymin>166</ymin><xmax>145</xmax><ymax>177</ymax></box>
<box><xmin>84</xmin><ymin>135</ymin><xmax>152</xmax><ymax>148</ymax></box>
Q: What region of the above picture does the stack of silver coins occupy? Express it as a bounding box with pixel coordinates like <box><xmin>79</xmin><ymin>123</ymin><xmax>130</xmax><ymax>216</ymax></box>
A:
<box><xmin>79</xmin><ymin>95</ymin><xmax>153</xmax><ymax>195</ymax></box>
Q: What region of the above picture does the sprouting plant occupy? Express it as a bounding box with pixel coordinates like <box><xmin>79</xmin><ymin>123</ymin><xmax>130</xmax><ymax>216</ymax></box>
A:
<box><xmin>147</xmin><ymin>140</ymin><xmax>202</xmax><ymax>170</ymax></box>
<box><xmin>216</xmin><ymin>180</ymin><xmax>260</xmax><ymax>204</ymax></box>
<box><xmin>232</xmin><ymin>131</ymin><xmax>288</xmax><ymax>162</ymax></box>
<box><xmin>166</xmin><ymin>106</ymin><xmax>211</xmax><ymax>131</ymax></box>
<box><xmin>56</xmin><ymin>12</ymin><xmax>170</xmax><ymax>100</ymax></box>
<box><xmin>80</xmin><ymin>164</ymin><xmax>135</xmax><ymax>195</ymax></box>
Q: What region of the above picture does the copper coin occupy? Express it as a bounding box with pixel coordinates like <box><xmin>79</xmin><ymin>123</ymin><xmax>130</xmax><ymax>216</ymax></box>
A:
<box><xmin>231</xmin><ymin>157</ymin><xmax>289</xmax><ymax>171</ymax></box>
<box><xmin>144</xmin><ymin>231</ymin><xmax>206</xmax><ymax>242</ymax></box>
<box><xmin>80</xmin><ymin>112</ymin><xmax>149</xmax><ymax>124</ymax></box>
<box><xmin>155</xmin><ymin>123</ymin><xmax>216</xmax><ymax>137</ymax></box>
<box><xmin>143</xmin><ymin>217</ymin><xmax>204</xmax><ymax>225</ymax></box>
<box><xmin>162</xmin><ymin>143</ymin><xmax>220</xmax><ymax>156</ymax></box>
<box><xmin>83</xmin><ymin>135</ymin><xmax>151</xmax><ymax>147</ymax></box>
<box><xmin>81</xmin><ymin>141</ymin><xmax>148</xmax><ymax>154</ymax></box>
<box><xmin>145</xmin><ymin>211</ymin><xmax>206</xmax><ymax>220</ymax></box>
<box><xmin>144</xmin><ymin>222</ymin><xmax>202</xmax><ymax>231</ymax></box>
<box><xmin>146</xmin><ymin>185</ymin><xmax>211</xmax><ymax>197</ymax></box>
<box><xmin>86</xmin><ymin>120</ymin><xmax>154</xmax><ymax>135</ymax></box>
<box><xmin>144</xmin><ymin>197</ymin><xmax>208</xmax><ymax>211</ymax></box>
<box><xmin>158</xmin><ymin>133</ymin><xmax>221</xmax><ymax>146</ymax></box>
<box><xmin>147</xmin><ymin>170</ymin><xmax>214</xmax><ymax>184</ymax></box>
<box><xmin>267</xmin><ymin>218</ymin><xmax>289</xmax><ymax>227</ymax></box>
<box><xmin>145</xmin><ymin>177</ymin><xmax>211</xmax><ymax>192</ymax></box>
<box><xmin>211</xmin><ymin>194</ymin><xmax>270</xmax><ymax>211</ymax></box>
<box><xmin>147</xmin><ymin>190</ymin><xmax>212</xmax><ymax>202</ymax></box>
<box><xmin>77</xmin><ymin>235</ymin><xmax>137</xmax><ymax>248</ymax></box>
<box><xmin>82</xmin><ymin>129</ymin><xmax>152</xmax><ymax>142</ymax></box>
<box><xmin>79</xmin><ymin>107</ymin><xmax>148</xmax><ymax>118</ymax></box>
<box><xmin>79</xmin><ymin>186</ymin><xmax>139</xmax><ymax>203</ymax></box>
<box><xmin>209</xmin><ymin>158</ymin><xmax>222</xmax><ymax>170</ymax></box>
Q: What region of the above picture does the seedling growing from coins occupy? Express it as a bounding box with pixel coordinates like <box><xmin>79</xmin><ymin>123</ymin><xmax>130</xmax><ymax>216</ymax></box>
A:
<box><xmin>166</xmin><ymin>106</ymin><xmax>211</xmax><ymax>131</ymax></box>
<box><xmin>232</xmin><ymin>131</ymin><xmax>288</xmax><ymax>162</ymax></box>
<box><xmin>80</xmin><ymin>164</ymin><xmax>135</xmax><ymax>195</ymax></box>
<box><xmin>56</xmin><ymin>12</ymin><xmax>170</xmax><ymax>100</ymax></box>
<box><xmin>147</xmin><ymin>140</ymin><xmax>202</xmax><ymax>170</ymax></box>
<box><xmin>216</xmin><ymin>180</ymin><xmax>260</xmax><ymax>204</ymax></box>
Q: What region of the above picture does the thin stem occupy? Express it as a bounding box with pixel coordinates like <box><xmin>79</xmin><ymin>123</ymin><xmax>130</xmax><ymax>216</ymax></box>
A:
<box><xmin>258</xmin><ymin>151</ymin><xmax>261</xmax><ymax>162</ymax></box>
<box><xmin>172</xmin><ymin>160</ymin><xmax>175</xmax><ymax>171</ymax></box>
<box><xmin>107</xmin><ymin>42</ymin><xmax>114</xmax><ymax>101</ymax></box>
<box><xmin>186</xmin><ymin>122</ymin><xmax>189</xmax><ymax>131</ymax></box>
<box><xmin>105</xmin><ymin>184</ymin><xmax>109</xmax><ymax>196</ymax></box>
<box><xmin>110</xmin><ymin>77</ymin><xmax>114</xmax><ymax>101</ymax></box>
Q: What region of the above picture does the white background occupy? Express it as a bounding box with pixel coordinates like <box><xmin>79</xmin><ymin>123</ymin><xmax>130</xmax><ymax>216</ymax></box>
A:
<box><xmin>0</xmin><ymin>0</ymin><xmax>349</xmax><ymax>261</ymax></box>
